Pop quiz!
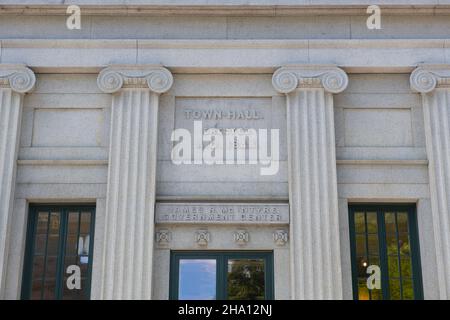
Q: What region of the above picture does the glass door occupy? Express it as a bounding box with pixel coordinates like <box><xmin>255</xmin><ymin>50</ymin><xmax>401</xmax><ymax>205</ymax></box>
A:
<box><xmin>170</xmin><ymin>251</ymin><xmax>274</xmax><ymax>300</ymax></box>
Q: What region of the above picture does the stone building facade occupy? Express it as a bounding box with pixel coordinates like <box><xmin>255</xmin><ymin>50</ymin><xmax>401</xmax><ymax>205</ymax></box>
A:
<box><xmin>0</xmin><ymin>1</ymin><xmax>450</xmax><ymax>300</ymax></box>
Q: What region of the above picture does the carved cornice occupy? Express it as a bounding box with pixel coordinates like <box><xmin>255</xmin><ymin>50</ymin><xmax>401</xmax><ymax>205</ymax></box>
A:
<box><xmin>410</xmin><ymin>65</ymin><xmax>450</xmax><ymax>93</ymax></box>
<box><xmin>272</xmin><ymin>65</ymin><xmax>348</xmax><ymax>94</ymax></box>
<box><xmin>0</xmin><ymin>65</ymin><xmax>36</xmax><ymax>93</ymax></box>
<box><xmin>97</xmin><ymin>65</ymin><xmax>173</xmax><ymax>94</ymax></box>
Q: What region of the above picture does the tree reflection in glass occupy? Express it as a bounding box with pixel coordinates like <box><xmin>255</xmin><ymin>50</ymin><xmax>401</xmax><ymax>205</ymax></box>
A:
<box><xmin>227</xmin><ymin>259</ymin><xmax>265</xmax><ymax>300</ymax></box>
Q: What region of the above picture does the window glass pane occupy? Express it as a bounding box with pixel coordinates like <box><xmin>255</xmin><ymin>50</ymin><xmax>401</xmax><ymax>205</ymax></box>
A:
<box><xmin>227</xmin><ymin>259</ymin><xmax>265</xmax><ymax>300</ymax></box>
<box><xmin>49</xmin><ymin>212</ymin><xmax>60</xmax><ymax>234</ymax></box>
<box><xmin>354</xmin><ymin>212</ymin><xmax>365</xmax><ymax>233</ymax></box>
<box><xmin>397</xmin><ymin>212</ymin><xmax>409</xmax><ymax>233</ymax></box>
<box><xmin>46</xmin><ymin>235</ymin><xmax>60</xmax><ymax>256</ymax></box>
<box><xmin>31</xmin><ymin>256</ymin><xmax>45</xmax><ymax>281</ymax></box>
<box><xmin>400</xmin><ymin>257</ymin><xmax>412</xmax><ymax>278</ymax></box>
<box><xmin>34</xmin><ymin>235</ymin><xmax>47</xmax><ymax>256</ymax></box>
<box><xmin>357</xmin><ymin>278</ymin><xmax>370</xmax><ymax>300</ymax></box>
<box><xmin>36</xmin><ymin>213</ymin><xmax>49</xmax><ymax>234</ymax></box>
<box><xmin>355</xmin><ymin>234</ymin><xmax>366</xmax><ymax>256</ymax></box>
<box><xmin>80</xmin><ymin>213</ymin><xmax>91</xmax><ymax>234</ymax></box>
<box><xmin>45</xmin><ymin>256</ymin><xmax>58</xmax><ymax>277</ymax></box>
<box><xmin>67</xmin><ymin>212</ymin><xmax>79</xmax><ymax>234</ymax></box>
<box><xmin>367</xmin><ymin>234</ymin><xmax>379</xmax><ymax>255</ymax></box>
<box><xmin>398</xmin><ymin>233</ymin><xmax>410</xmax><ymax>255</ymax></box>
<box><xmin>65</xmin><ymin>235</ymin><xmax>78</xmax><ymax>256</ymax></box>
<box><xmin>385</xmin><ymin>212</ymin><xmax>396</xmax><ymax>234</ymax></box>
<box><xmin>31</xmin><ymin>280</ymin><xmax>42</xmax><ymax>300</ymax></box>
<box><xmin>386</xmin><ymin>232</ymin><xmax>398</xmax><ymax>256</ymax></box>
<box><xmin>43</xmin><ymin>279</ymin><xmax>57</xmax><ymax>299</ymax></box>
<box><xmin>366</xmin><ymin>212</ymin><xmax>378</xmax><ymax>233</ymax></box>
<box><xmin>388</xmin><ymin>255</ymin><xmax>400</xmax><ymax>278</ymax></box>
<box><xmin>389</xmin><ymin>278</ymin><xmax>401</xmax><ymax>300</ymax></box>
<box><xmin>356</xmin><ymin>256</ymin><xmax>368</xmax><ymax>278</ymax></box>
<box><xmin>79</xmin><ymin>235</ymin><xmax>90</xmax><ymax>257</ymax></box>
<box><xmin>179</xmin><ymin>259</ymin><xmax>216</xmax><ymax>300</ymax></box>
<box><xmin>368</xmin><ymin>255</ymin><xmax>380</xmax><ymax>270</ymax></box>
<box><xmin>371</xmin><ymin>288</ymin><xmax>383</xmax><ymax>300</ymax></box>
<box><xmin>402</xmin><ymin>279</ymin><xmax>414</xmax><ymax>300</ymax></box>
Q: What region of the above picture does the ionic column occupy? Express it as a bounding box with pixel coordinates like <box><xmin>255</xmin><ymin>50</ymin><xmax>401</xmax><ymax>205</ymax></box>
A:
<box><xmin>411</xmin><ymin>65</ymin><xmax>450</xmax><ymax>299</ymax></box>
<box><xmin>97</xmin><ymin>66</ymin><xmax>173</xmax><ymax>299</ymax></box>
<box><xmin>0</xmin><ymin>65</ymin><xmax>35</xmax><ymax>295</ymax></box>
<box><xmin>272</xmin><ymin>65</ymin><xmax>348</xmax><ymax>299</ymax></box>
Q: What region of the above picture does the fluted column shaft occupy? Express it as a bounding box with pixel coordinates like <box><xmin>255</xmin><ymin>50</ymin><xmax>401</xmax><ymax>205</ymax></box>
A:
<box><xmin>411</xmin><ymin>65</ymin><xmax>450</xmax><ymax>299</ymax></box>
<box><xmin>0</xmin><ymin>65</ymin><xmax>35</xmax><ymax>296</ymax></box>
<box><xmin>97</xmin><ymin>66</ymin><xmax>173</xmax><ymax>299</ymax></box>
<box><xmin>273</xmin><ymin>65</ymin><xmax>348</xmax><ymax>299</ymax></box>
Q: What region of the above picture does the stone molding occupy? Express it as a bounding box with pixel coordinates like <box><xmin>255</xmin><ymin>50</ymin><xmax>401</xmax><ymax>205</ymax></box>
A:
<box><xmin>0</xmin><ymin>65</ymin><xmax>36</xmax><ymax>93</ymax></box>
<box><xmin>97</xmin><ymin>65</ymin><xmax>173</xmax><ymax>94</ymax></box>
<box><xmin>0</xmin><ymin>3</ymin><xmax>448</xmax><ymax>17</ymax></box>
<box><xmin>272</xmin><ymin>65</ymin><xmax>348</xmax><ymax>94</ymax></box>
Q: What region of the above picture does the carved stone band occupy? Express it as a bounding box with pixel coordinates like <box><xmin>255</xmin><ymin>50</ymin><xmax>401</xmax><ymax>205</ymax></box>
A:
<box><xmin>410</xmin><ymin>65</ymin><xmax>450</xmax><ymax>93</ymax></box>
<box><xmin>0</xmin><ymin>65</ymin><xmax>36</xmax><ymax>93</ymax></box>
<box><xmin>272</xmin><ymin>65</ymin><xmax>348</xmax><ymax>94</ymax></box>
<box><xmin>97</xmin><ymin>65</ymin><xmax>174</xmax><ymax>94</ymax></box>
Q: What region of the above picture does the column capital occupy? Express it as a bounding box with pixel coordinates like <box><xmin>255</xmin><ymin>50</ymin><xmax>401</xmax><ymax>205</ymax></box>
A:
<box><xmin>97</xmin><ymin>65</ymin><xmax>174</xmax><ymax>94</ymax></box>
<box><xmin>410</xmin><ymin>64</ymin><xmax>450</xmax><ymax>93</ymax></box>
<box><xmin>272</xmin><ymin>64</ymin><xmax>348</xmax><ymax>94</ymax></box>
<box><xmin>0</xmin><ymin>64</ymin><xmax>36</xmax><ymax>93</ymax></box>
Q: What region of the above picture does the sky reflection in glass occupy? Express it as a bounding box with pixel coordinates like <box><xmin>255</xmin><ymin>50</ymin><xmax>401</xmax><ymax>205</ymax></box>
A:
<box><xmin>178</xmin><ymin>259</ymin><xmax>216</xmax><ymax>300</ymax></box>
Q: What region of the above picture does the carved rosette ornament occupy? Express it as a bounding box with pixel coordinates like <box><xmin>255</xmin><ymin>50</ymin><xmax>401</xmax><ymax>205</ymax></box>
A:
<box><xmin>195</xmin><ymin>230</ymin><xmax>210</xmax><ymax>247</ymax></box>
<box><xmin>0</xmin><ymin>65</ymin><xmax>36</xmax><ymax>93</ymax></box>
<box><xmin>233</xmin><ymin>230</ymin><xmax>249</xmax><ymax>246</ymax></box>
<box><xmin>272</xmin><ymin>65</ymin><xmax>348</xmax><ymax>94</ymax></box>
<box><xmin>155</xmin><ymin>229</ymin><xmax>172</xmax><ymax>246</ymax></box>
<box><xmin>97</xmin><ymin>66</ymin><xmax>173</xmax><ymax>93</ymax></box>
<box><xmin>273</xmin><ymin>230</ymin><xmax>288</xmax><ymax>246</ymax></box>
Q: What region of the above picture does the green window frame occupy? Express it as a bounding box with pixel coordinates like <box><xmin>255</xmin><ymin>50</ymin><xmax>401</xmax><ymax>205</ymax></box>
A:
<box><xmin>21</xmin><ymin>204</ymin><xmax>96</xmax><ymax>300</ymax></box>
<box><xmin>170</xmin><ymin>251</ymin><xmax>274</xmax><ymax>300</ymax></box>
<box><xmin>349</xmin><ymin>204</ymin><xmax>423</xmax><ymax>300</ymax></box>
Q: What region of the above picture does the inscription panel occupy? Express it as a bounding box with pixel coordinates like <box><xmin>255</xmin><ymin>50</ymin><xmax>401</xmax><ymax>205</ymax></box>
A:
<box><xmin>155</xmin><ymin>203</ymin><xmax>289</xmax><ymax>224</ymax></box>
<box><xmin>175</xmin><ymin>97</ymin><xmax>272</xmax><ymax>130</ymax></box>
